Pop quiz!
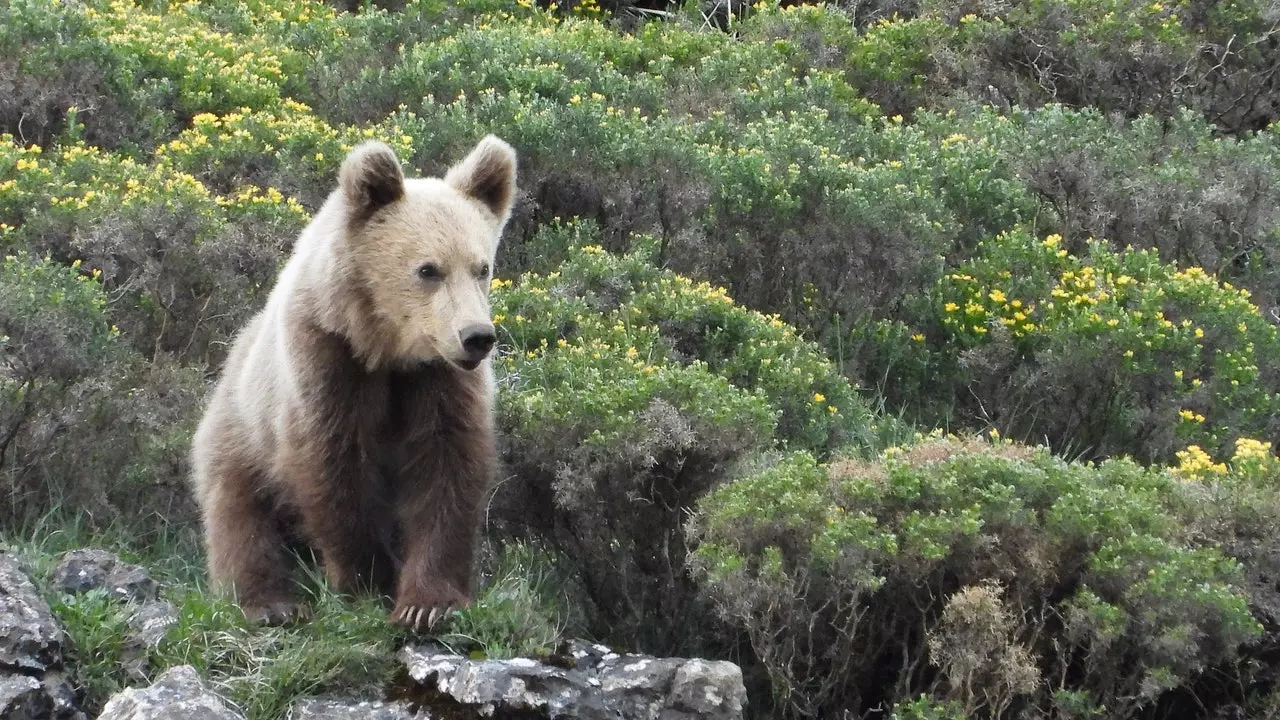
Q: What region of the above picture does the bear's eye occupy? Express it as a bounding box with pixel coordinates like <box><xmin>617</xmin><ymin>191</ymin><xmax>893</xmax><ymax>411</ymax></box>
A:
<box><xmin>417</xmin><ymin>263</ymin><xmax>443</xmax><ymax>281</ymax></box>
<box><xmin>476</xmin><ymin>263</ymin><xmax>490</xmax><ymax>279</ymax></box>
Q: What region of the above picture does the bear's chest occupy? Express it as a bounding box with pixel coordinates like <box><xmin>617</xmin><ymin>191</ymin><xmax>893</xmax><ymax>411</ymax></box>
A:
<box><xmin>354</xmin><ymin>363</ymin><xmax>469</xmax><ymax>459</ymax></box>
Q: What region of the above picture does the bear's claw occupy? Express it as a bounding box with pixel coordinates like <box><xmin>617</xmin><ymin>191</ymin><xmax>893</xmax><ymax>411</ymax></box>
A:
<box><xmin>242</xmin><ymin>600</ymin><xmax>308</xmax><ymax>626</ymax></box>
<box><xmin>391</xmin><ymin>602</ymin><xmax>456</xmax><ymax>631</ymax></box>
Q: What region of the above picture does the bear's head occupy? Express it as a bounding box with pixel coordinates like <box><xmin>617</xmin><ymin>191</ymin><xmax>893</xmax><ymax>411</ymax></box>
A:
<box><xmin>331</xmin><ymin>136</ymin><xmax>517</xmax><ymax>371</ymax></box>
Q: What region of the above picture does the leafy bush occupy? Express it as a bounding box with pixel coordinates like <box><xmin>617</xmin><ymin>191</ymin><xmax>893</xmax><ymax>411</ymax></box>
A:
<box><xmin>489</xmin><ymin>234</ymin><xmax>878</xmax><ymax>650</ymax></box>
<box><xmin>865</xmin><ymin>227</ymin><xmax>1280</xmax><ymax>462</ymax></box>
<box><xmin>0</xmin><ymin>0</ymin><xmax>176</xmax><ymax>150</ymax></box>
<box><xmin>691</xmin><ymin>436</ymin><xmax>1265</xmax><ymax>718</ymax></box>
<box><xmin>0</xmin><ymin>252</ymin><xmax>125</xmax><ymax>523</ymax></box>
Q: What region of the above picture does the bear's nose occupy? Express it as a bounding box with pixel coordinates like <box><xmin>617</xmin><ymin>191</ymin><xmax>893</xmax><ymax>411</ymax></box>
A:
<box><xmin>460</xmin><ymin>323</ymin><xmax>497</xmax><ymax>360</ymax></box>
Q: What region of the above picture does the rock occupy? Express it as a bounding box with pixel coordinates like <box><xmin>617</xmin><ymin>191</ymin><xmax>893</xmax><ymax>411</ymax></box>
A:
<box><xmin>287</xmin><ymin>698</ymin><xmax>420</xmax><ymax>719</ymax></box>
<box><xmin>120</xmin><ymin>600</ymin><xmax>180</xmax><ymax>682</ymax></box>
<box><xmin>127</xmin><ymin>600</ymin><xmax>179</xmax><ymax>650</ymax></box>
<box><xmin>596</xmin><ymin>655</ymin><xmax>685</xmax><ymax>717</ymax></box>
<box><xmin>97</xmin><ymin>665</ymin><xmax>243</xmax><ymax>720</ymax></box>
<box><xmin>50</xmin><ymin>550</ymin><xmax>157</xmax><ymax>602</ymax></box>
<box><xmin>37</xmin><ymin>673</ymin><xmax>83</xmax><ymax>720</ymax></box>
<box><xmin>561</xmin><ymin>640</ymin><xmax>615</xmax><ymax>672</ymax></box>
<box><xmin>401</xmin><ymin>648</ymin><xmax>607</xmax><ymax>718</ymax></box>
<box><xmin>665</xmin><ymin>659</ymin><xmax>746</xmax><ymax>720</ymax></box>
<box><xmin>399</xmin><ymin>642</ymin><xmax>746</xmax><ymax>719</ymax></box>
<box><xmin>0</xmin><ymin>673</ymin><xmax>50</xmax><ymax>720</ymax></box>
<box><xmin>0</xmin><ymin>555</ymin><xmax>64</xmax><ymax>674</ymax></box>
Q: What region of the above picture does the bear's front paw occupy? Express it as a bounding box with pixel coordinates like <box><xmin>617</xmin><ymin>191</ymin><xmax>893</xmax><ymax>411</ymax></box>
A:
<box><xmin>241</xmin><ymin>600</ymin><xmax>308</xmax><ymax>626</ymax></box>
<box><xmin>391</xmin><ymin>583</ymin><xmax>469</xmax><ymax>631</ymax></box>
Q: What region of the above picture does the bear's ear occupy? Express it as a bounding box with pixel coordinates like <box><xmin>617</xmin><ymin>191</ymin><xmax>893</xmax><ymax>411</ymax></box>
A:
<box><xmin>444</xmin><ymin>135</ymin><xmax>517</xmax><ymax>222</ymax></box>
<box><xmin>339</xmin><ymin>141</ymin><xmax>405</xmax><ymax>220</ymax></box>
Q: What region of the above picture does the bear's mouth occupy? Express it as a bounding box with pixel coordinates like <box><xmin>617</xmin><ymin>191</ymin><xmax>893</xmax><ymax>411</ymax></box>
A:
<box><xmin>454</xmin><ymin>357</ymin><xmax>484</xmax><ymax>371</ymax></box>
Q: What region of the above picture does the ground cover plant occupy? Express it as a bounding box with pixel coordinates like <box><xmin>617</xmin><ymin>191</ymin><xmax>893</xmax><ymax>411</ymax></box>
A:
<box><xmin>2</xmin><ymin>0</ymin><xmax>1280</xmax><ymax>716</ymax></box>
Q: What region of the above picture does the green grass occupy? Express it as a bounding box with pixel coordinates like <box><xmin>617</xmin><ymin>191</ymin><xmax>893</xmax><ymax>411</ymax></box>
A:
<box><xmin>4</xmin><ymin>515</ymin><xmax>575</xmax><ymax>719</ymax></box>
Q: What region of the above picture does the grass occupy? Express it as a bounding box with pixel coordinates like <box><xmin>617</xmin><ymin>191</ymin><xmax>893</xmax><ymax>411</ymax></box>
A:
<box><xmin>4</xmin><ymin>512</ymin><xmax>576</xmax><ymax>719</ymax></box>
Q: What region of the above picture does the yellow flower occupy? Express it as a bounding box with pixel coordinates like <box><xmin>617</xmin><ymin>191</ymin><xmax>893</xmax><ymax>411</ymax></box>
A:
<box><xmin>827</xmin><ymin>405</ymin><xmax>838</xmax><ymax>415</ymax></box>
<box><xmin>1173</xmin><ymin>444</ymin><xmax>1228</xmax><ymax>478</ymax></box>
<box><xmin>911</xmin><ymin>333</ymin><xmax>925</xmax><ymax>342</ymax></box>
<box><xmin>988</xmin><ymin>289</ymin><xmax>1006</xmax><ymax>304</ymax></box>
<box><xmin>944</xmin><ymin>302</ymin><xmax>959</xmax><ymax>313</ymax></box>
<box><xmin>812</xmin><ymin>393</ymin><xmax>826</xmax><ymax>403</ymax></box>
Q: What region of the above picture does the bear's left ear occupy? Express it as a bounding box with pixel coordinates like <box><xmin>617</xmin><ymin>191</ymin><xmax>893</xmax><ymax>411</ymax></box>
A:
<box><xmin>445</xmin><ymin>135</ymin><xmax>518</xmax><ymax>223</ymax></box>
<box><xmin>340</xmin><ymin>141</ymin><xmax>405</xmax><ymax>220</ymax></box>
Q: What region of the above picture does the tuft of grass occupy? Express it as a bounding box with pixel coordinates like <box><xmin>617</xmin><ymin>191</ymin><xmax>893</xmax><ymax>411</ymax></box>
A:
<box><xmin>438</xmin><ymin>541</ymin><xmax>575</xmax><ymax>660</ymax></box>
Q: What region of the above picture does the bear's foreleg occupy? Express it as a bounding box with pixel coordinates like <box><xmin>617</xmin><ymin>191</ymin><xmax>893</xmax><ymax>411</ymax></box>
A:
<box><xmin>288</xmin><ymin>450</ymin><xmax>398</xmax><ymax>599</ymax></box>
<box><xmin>201</xmin><ymin>464</ymin><xmax>304</xmax><ymax>624</ymax></box>
<box><xmin>390</xmin><ymin>436</ymin><xmax>493</xmax><ymax>630</ymax></box>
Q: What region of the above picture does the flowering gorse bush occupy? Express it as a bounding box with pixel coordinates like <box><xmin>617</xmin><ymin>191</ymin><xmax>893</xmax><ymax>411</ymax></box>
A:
<box><xmin>691</xmin><ymin>436</ymin><xmax>1265</xmax><ymax>718</ymax></box>
<box><xmin>488</xmin><ymin>230</ymin><xmax>878</xmax><ymax>647</ymax></box>
<box><xmin>907</xmin><ymin>227</ymin><xmax>1280</xmax><ymax>461</ymax></box>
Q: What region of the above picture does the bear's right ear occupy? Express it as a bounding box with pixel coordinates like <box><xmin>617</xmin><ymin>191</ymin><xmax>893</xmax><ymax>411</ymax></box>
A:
<box><xmin>339</xmin><ymin>141</ymin><xmax>405</xmax><ymax>220</ymax></box>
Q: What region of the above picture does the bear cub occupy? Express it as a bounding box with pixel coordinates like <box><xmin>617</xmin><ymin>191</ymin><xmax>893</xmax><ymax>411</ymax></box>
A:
<box><xmin>190</xmin><ymin>136</ymin><xmax>517</xmax><ymax>629</ymax></box>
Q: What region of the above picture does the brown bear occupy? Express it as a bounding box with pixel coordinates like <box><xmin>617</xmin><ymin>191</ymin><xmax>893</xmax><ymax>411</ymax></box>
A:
<box><xmin>189</xmin><ymin>136</ymin><xmax>517</xmax><ymax>629</ymax></box>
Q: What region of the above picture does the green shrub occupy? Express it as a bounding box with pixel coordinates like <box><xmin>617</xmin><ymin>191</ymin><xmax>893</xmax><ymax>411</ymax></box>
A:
<box><xmin>0</xmin><ymin>252</ymin><xmax>126</xmax><ymax>524</ymax></box>
<box><xmin>0</xmin><ymin>0</ymin><xmax>176</xmax><ymax>149</ymax></box>
<box><xmin>691</xmin><ymin>436</ymin><xmax>1264</xmax><ymax>718</ymax></box>
<box><xmin>911</xmin><ymin>228</ymin><xmax>1279</xmax><ymax>462</ymax></box>
<box><xmin>489</xmin><ymin>235</ymin><xmax>878</xmax><ymax>650</ymax></box>
<box><xmin>0</xmin><ymin>135</ymin><xmax>299</xmax><ymax>366</ymax></box>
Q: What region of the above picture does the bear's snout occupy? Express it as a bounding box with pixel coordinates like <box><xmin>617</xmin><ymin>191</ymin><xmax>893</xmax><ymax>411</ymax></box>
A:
<box><xmin>458</xmin><ymin>323</ymin><xmax>497</xmax><ymax>368</ymax></box>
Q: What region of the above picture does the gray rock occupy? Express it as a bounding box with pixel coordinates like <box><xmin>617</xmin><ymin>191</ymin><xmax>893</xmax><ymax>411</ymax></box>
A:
<box><xmin>287</xmin><ymin>698</ymin><xmax>420</xmax><ymax>719</ymax></box>
<box><xmin>127</xmin><ymin>600</ymin><xmax>179</xmax><ymax>650</ymax></box>
<box><xmin>665</xmin><ymin>660</ymin><xmax>746</xmax><ymax>720</ymax></box>
<box><xmin>0</xmin><ymin>555</ymin><xmax>63</xmax><ymax>673</ymax></box>
<box><xmin>97</xmin><ymin>665</ymin><xmax>243</xmax><ymax>720</ymax></box>
<box><xmin>50</xmin><ymin>550</ymin><xmax>157</xmax><ymax>602</ymax></box>
<box><xmin>39</xmin><ymin>673</ymin><xmax>84</xmax><ymax>720</ymax></box>
<box><xmin>401</xmin><ymin>648</ymin><xmax>607</xmax><ymax>718</ymax></box>
<box><xmin>562</xmin><ymin>640</ymin><xmax>614</xmax><ymax>672</ymax></box>
<box><xmin>399</xmin><ymin>642</ymin><xmax>746</xmax><ymax>719</ymax></box>
<box><xmin>0</xmin><ymin>673</ymin><xmax>50</xmax><ymax>720</ymax></box>
<box><xmin>597</xmin><ymin>655</ymin><xmax>684</xmax><ymax>718</ymax></box>
<box><xmin>120</xmin><ymin>600</ymin><xmax>180</xmax><ymax>682</ymax></box>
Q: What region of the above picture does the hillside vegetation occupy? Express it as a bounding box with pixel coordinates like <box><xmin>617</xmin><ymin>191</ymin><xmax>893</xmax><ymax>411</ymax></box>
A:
<box><xmin>2</xmin><ymin>0</ymin><xmax>1280</xmax><ymax>717</ymax></box>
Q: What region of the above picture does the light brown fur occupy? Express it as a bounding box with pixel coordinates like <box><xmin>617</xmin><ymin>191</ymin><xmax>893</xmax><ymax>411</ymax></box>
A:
<box><xmin>190</xmin><ymin>137</ymin><xmax>517</xmax><ymax>628</ymax></box>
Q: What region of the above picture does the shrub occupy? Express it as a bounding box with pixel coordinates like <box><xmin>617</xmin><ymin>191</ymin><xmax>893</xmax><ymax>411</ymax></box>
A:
<box><xmin>0</xmin><ymin>253</ymin><xmax>126</xmax><ymax>524</ymax></box>
<box><xmin>0</xmin><ymin>0</ymin><xmax>175</xmax><ymax>150</ymax></box>
<box><xmin>0</xmin><ymin>135</ymin><xmax>299</xmax><ymax>367</ymax></box>
<box><xmin>488</xmin><ymin>235</ymin><xmax>878</xmax><ymax>650</ymax></box>
<box><xmin>690</xmin><ymin>436</ymin><xmax>1264</xmax><ymax>718</ymax></box>
<box><xmin>865</xmin><ymin>227</ymin><xmax>1280</xmax><ymax>462</ymax></box>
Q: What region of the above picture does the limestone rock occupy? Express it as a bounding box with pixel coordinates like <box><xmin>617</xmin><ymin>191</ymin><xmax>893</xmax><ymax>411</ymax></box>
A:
<box><xmin>0</xmin><ymin>673</ymin><xmax>49</xmax><ymax>720</ymax></box>
<box><xmin>0</xmin><ymin>555</ymin><xmax>63</xmax><ymax>674</ymax></box>
<box><xmin>50</xmin><ymin>550</ymin><xmax>158</xmax><ymax>602</ymax></box>
<box><xmin>97</xmin><ymin>665</ymin><xmax>243</xmax><ymax>720</ymax></box>
<box><xmin>666</xmin><ymin>659</ymin><xmax>746</xmax><ymax>719</ymax></box>
<box><xmin>126</xmin><ymin>600</ymin><xmax>179</xmax><ymax>651</ymax></box>
<box><xmin>287</xmin><ymin>698</ymin><xmax>421</xmax><ymax>719</ymax></box>
<box><xmin>399</xmin><ymin>641</ymin><xmax>745</xmax><ymax>719</ymax></box>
